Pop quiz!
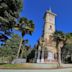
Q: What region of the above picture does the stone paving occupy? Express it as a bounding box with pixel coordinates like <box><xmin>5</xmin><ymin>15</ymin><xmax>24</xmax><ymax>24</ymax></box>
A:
<box><xmin>0</xmin><ymin>68</ymin><xmax>72</xmax><ymax>72</ymax></box>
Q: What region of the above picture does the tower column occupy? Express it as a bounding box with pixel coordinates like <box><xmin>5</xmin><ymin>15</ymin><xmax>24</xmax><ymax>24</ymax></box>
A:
<box><xmin>43</xmin><ymin>9</ymin><xmax>57</xmax><ymax>63</ymax></box>
<box><xmin>41</xmin><ymin>48</ymin><xmax>44</xmax><ymax>63</ymax></box>
<box><xmin>37</xmin><ymin>46</ymin><xmax>41</xmax><ymax>63</ymax></box>
<box><xmin>47</xmin><ymin>51</ymin><xmax>54</xmax><ymax>62</ymax></box>
<box><xmin>43</xmin><ymin>9</ymin><xmax>56</xmax><ymax>40</ymax></box>
<box><xmin>34</xmin><ymin>49</ymin><xmax>37</xmax><ymax>63</ymax></box>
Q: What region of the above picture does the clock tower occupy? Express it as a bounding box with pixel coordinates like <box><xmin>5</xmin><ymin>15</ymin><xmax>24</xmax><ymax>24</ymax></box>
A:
<box><xmin>35</xmin><ymin>9</ymin><xmax>57</xmax><ymax>63</ymax></box>
<box><xmin>44</xmin><ymin>9</ymin><xmax>56</xmax><ymax>42</ymax></box>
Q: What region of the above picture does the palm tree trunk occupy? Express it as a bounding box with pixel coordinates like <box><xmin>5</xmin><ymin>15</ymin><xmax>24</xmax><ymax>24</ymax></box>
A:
<box><xmin>71</xmin><ymin>53</ymin><xmax>72</xmax><ymax>61</ymax></box>
<box><xmin>20</xmin><ymin>48</ymin><xmax>24</xmax><ymax>58</ymax></box>
<box><xmin>16</xmin><ymin>38</ymin><xmax>23</xmax><ymax>58</ymax></box>
<box><xmin>58</xmin><ymin>44</ymin><xmax>61</xmax><ymax>67</ymax></box>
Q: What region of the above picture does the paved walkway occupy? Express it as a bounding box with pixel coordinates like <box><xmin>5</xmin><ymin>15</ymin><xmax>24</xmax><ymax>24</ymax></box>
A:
<box><xmin>0</xmin><ymin>68</ymin><xmax>72</xmax><ymax>72</ymax></box>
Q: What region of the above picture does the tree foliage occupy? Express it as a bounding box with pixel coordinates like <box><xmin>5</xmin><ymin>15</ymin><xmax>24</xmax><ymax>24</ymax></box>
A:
<box><xmin>53</xmin><ymin>31</ymin><xmax>72</xmax><ymax>64</ymax></box>
<box><xmin>61</xmin><ymin>33</ymin><xmax>72</xmax><ymax>63</ymax></box>
<box><xmin>53</xmin><ymin>30</ymin><xmax>66</xmax><ymax>67</ymax></box>
<box><xmin>0</xmin><ymin>34</ymin><xmax>31</xmax><ymax>63</ymax></box>
<box><xmin>16</xmin><ymin>17</ymin><xmax>34</xmax><ymax>58</ymax></box>
<box><xmin>61</xmin><ymin>43</ymin><xmax>72</xmax><ymax>63</ymax></box>
<box><xmin>0</xmin><ymin>0</ymin><xmax>23</xmax><ymax>42</ymax></box>
<box><xmin>15</xmin><ymin>17</ymin><xmax>34</xmax><ymax>37</ymax></box>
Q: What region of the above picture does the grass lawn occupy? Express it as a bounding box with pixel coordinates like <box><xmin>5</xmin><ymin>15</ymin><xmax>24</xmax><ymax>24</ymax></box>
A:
<box><xmin>0</xmin><ymin>64</ymin><xmax>72</xmax><ymax>72</ymax></box>
<box><xmin>0</xmin><ymin>63</ymin><xmax>72</xmax><ymax>70</ymax></box>
<box><xmin>0</xmin><ymin>64</ymin><xmax>32</xmax><ymax>69</ymax></box>
<box><xmin>0</xmin><ymin>63</ymin><xmax>57</xmax><ymax>69</ymax></box>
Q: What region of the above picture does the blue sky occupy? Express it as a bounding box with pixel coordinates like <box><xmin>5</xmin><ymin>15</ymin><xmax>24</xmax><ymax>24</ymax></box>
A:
<box><xmin>20</xmin><ymin>0</ymin><xmax>72</xmax><ymax>48</ymax></box>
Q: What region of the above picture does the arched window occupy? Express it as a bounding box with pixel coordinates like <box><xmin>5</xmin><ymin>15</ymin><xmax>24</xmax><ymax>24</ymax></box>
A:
<box><xmin>50</xmin><ymin>25</ymin><xmax>52</xmax><ymax>30</ymax></box>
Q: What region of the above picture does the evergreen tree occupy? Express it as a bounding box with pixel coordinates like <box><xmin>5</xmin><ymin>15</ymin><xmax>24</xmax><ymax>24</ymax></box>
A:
<box><xmin>0</xmin><ymin>34</ymin><xmax>30</xmax><ymax>63</ymax></box>
<box><xmin>0</xmin><ymin>0</ymin><xmax>23</xmax><ymax>42</ymax></box>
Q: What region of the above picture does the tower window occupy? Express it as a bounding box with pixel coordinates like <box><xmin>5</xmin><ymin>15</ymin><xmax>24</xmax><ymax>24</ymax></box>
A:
<box><xmin>50</xmin><ymin>25</ymin><xmax>52</xmax><ymax>30</ymax></box>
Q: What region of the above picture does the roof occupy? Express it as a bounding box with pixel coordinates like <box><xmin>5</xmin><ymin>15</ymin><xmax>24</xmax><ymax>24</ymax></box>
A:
<box><xmin>43</xmin><ymin>9</ymin><xmax>57</xmax><ymax>18</ymax></box>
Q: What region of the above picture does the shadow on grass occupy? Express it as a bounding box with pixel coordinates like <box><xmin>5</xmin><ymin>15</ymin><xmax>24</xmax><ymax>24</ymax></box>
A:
<box><xmin>0</xmin><ymin>63</ymin><xmax>7</xmax><ymax>65</ymax></box>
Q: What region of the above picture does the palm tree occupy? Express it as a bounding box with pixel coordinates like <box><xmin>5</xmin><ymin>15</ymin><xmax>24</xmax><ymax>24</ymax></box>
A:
<box><xmin>20</xmin><ymin>40</ymin><xmax>29</xmax><ymax>58</ymax></box>
<box><xmin>53</xmin><ymin>31</ymin><xmax>65</xmax><ymax>67</ymax></box>
<box><xmin>65</xmin><ymin>33</ymin><xmax>72</xmax><ymax>44</ymax></box>
<box><xmin>15</xmin><ymin>17</ymin><xmax>34</xmax><ymax>58</ymax></box>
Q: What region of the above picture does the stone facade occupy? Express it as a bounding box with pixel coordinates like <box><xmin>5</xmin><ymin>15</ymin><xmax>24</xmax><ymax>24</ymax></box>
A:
<box><xmin>35</xmin><ymin>9</ymin><xmax>57</xmax><ymax>63</ymax></box>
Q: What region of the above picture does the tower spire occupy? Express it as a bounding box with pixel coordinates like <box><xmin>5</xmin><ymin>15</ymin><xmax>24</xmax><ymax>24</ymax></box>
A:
<box><xmin>49</xmin><ymin>7</ymin><xmax>52</xmax><ymax>12</ymax></box>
